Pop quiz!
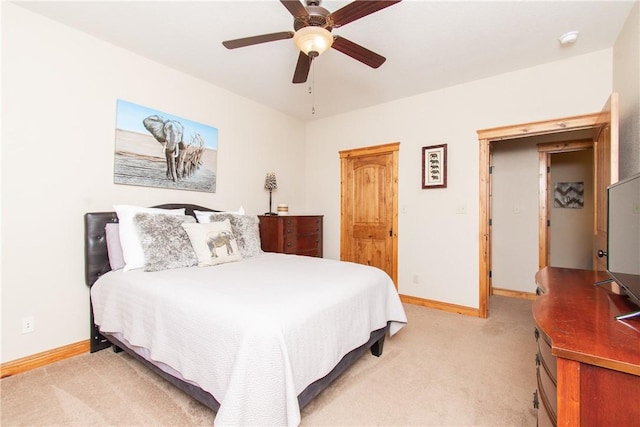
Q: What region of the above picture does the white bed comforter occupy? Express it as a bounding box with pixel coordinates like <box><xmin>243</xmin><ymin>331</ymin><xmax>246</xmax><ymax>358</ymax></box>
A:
<box><xmin>91</xmin><ymin>252</ymin><xmax>407</xmax><ymax>426</ymax></box>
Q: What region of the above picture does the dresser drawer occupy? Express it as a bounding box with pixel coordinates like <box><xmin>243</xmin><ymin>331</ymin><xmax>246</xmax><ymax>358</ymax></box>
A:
<box><xmin>281</xmin><ymin>217</ymin><xmax>321</xmax><ymax>233</ymax></box>
<box><xmin>537</xmin><ymin>365</ymin><xmax>557</xmax><ymax>426</ymax></box>
<box><xmin>537</xmin><ymin>391</ymin><xmax>556</xmax><ymax>427</ymax></box>
<box><xmin>535</xmin><ymin>327</ymin><xmax>557</xmax><ymax>426</ymax></box>
<box><xmin>284</xmin><ymin>234</ymin><xmax>320</xmax><ymax>252</ymax></box>
<box><xmin>537</xmin><ymin>332</ymin><xmax>557</xmax><ymax>384</ymax></box>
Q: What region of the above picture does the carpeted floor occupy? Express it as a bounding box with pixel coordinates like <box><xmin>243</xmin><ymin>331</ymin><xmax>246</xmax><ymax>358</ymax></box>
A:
<box><xmin>1</xmin><ymin>296</ymin><xmax>537</xmax><ymax>426</ymax></box>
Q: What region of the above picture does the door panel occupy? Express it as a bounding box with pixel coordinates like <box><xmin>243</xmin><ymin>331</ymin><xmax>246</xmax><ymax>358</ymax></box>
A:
<box><xmin>355</xmin><ymin>239</ymin><xmax>386</xmax><ymax>268</ymax></box>
<box><xmin>593</xmin><ymin>94</ymin><xmax>619</xmax><ymax>271</ymax></box>
<box><xmin>340</xmin><ymin>143</ymin><xmax>399</xmax><ymax>287</ymax></box>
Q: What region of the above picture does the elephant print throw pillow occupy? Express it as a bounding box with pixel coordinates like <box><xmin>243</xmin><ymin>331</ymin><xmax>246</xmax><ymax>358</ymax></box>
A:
<box><xmin>182</xmin><ymin>219</ymin><xmax>242</xmax><ymax>267</ymax></box>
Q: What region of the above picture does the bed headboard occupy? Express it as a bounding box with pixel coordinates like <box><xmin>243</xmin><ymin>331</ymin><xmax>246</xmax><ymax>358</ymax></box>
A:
<box><xmin>84</xmin><ymin>204</ymin><xmax>219</xmax><ymax>287</ymax></box>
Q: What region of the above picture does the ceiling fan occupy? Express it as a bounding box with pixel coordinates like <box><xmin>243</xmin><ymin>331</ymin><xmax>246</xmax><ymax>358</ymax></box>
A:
<box><xmin>222</xmin><ymin>0</ymin><xmax>401</xmax><ymax>84</ymax></box>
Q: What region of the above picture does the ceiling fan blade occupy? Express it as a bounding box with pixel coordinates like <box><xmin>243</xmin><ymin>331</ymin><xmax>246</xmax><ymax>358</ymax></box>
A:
<box><xmin>330</xmin><ymin>0</ymin><xmax>401</xmax><ymax>27</ymax></box>
<box><xmin>331</xmin><ymin>36</ymin><xmax>386</xmax><ymax>68</ymax></box>
<box><xmin>292</xmin><ymin>51</ymin><xmax>312</xmax><ymax>84</ymax></box>
<box><xmin>281</xmin><ymin>0</ymin><xmax>309</xmax><ymax>18</ymax></box>
<box><xmin>222</xmin><ymin>31</ymin><xmax>294</xmax><ymax>49</ymax></box>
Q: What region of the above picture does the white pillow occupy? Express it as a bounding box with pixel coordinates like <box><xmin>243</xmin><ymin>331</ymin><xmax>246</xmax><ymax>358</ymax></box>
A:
<box><xmin>114</xmin><ymin>205</ymin><xmax>185</xmax><ymax>271</ymax></box>
<box><xmin>195</xmin><ymin>206</ymin><xmax>245</xmax><ymax>223</ymax></box>
<box><xmin>181</xmin><ymin>219</ymin><xmax>243</xmax><ymax>266</ymax></box>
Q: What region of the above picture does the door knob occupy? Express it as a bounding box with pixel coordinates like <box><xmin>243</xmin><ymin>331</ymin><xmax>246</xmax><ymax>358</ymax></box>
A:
<box><xmin>597</xmin><ymin>250</ymin><xmax>608</xmax><ymax>258</ymax></box>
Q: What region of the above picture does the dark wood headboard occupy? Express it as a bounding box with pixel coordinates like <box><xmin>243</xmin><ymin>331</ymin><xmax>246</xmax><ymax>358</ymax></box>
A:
<box><xmin>83</xmin><ymin>204</ymin><xmax>219</xmax><ymax>287</ymax></box>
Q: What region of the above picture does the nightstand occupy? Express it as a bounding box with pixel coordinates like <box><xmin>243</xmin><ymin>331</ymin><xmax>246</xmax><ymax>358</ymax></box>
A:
<box><xmin>258</xmin><ymin>215</ymin><xmax>323</xmax><ymax>257</ymax></box>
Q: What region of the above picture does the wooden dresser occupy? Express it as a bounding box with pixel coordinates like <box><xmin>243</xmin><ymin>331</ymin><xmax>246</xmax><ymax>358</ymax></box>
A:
<box><xmin>533</xmin><ymin>267</ymin><xmax>640</xmax><ymax>426</ymax></box>
<box><xmin>258</xmin><ymin>215</ymin><xmax>323</xmax><ymax>257</ymax></box>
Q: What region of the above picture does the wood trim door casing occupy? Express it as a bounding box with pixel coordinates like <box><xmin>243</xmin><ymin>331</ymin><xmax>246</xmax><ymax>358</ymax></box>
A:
<box><xmin>340</xmin><ymin>142</ymin><xmax>399</xmax><ymax>287</ymax></box>
<box><xmin>478</xmin><ymin>138</ymin><xmax>491</xmax><ymax>316</ymax></box>
<box><xmin>539</xmin><ymin>150</ymin><xmax>550</xmax><ymax>270</ymax></box>
<box><xmin>477</xmin><ymin>114</ymin><xmax>600</xmax><ymax>141</ymax></box>
<box><xmin>477</xmin><ymin>113</ymin><xmax>600</xmax><ymax>319</ymax></box>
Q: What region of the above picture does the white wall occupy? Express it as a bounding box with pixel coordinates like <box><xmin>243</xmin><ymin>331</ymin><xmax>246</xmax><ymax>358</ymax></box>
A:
<box><xmin>1</xmin><ymin>4</ymin><xmax>305</xmax><ymax>363</ymax></box>
<box><xmin>305</xmin><ymin>50</ymin><xmax>613</xmax><ymax>307</ymax></box>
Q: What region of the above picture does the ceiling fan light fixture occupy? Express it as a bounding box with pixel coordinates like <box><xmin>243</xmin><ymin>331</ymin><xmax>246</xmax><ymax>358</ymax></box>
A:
<box><xmin>293</xmin><ymin>26</ymin><xmax>334</xmax><ymax>56</ymax></box>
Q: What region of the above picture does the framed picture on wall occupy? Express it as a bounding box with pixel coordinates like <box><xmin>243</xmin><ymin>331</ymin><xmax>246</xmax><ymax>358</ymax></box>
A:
<box><xmin>114</xmin><ymin>99</ymin><xmax>218</xmax><ymax>193</ymax></box>
<box><xmin>422</xmin><ymin>144</ymin><xmax>447</xmax><ymax>189</ymax></box>
<box><xmin>554</xmin><ymin>182</ymin><xmax>584</xmax><ymax>208</ymax></box>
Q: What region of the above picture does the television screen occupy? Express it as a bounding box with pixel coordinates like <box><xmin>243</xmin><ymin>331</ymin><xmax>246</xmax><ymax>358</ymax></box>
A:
<box><xmin>607</xmin><ymin>172</ymin><xmax>640</xmax><ymax>318</ymax></box>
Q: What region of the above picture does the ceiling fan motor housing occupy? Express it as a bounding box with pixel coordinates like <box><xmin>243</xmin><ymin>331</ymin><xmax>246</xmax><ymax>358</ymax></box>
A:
<box><xmin>294</xmin><ymin>6</ymin><xmax>334</xmax><ymax>31</ymax></box>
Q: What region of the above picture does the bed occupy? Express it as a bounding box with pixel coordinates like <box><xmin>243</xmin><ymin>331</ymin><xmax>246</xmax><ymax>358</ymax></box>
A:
<box><xmin>85</xmin><ymin>204</ymin><xmax>407</xmax><ymax>426</ymax></box>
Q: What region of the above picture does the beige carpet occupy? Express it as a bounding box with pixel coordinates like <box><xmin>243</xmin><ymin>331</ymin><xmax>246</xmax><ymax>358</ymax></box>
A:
<box><xmin>1</xmin><ymin>296</ymin><xmax>537</xmax><ymax>426</ymax></box>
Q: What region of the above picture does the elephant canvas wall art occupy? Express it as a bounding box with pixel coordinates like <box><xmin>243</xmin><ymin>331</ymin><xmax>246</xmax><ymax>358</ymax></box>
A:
<box><xmin>114</xmin><ymin>99</ymin><xmax>218</xmax><ymax>192</ymax></box>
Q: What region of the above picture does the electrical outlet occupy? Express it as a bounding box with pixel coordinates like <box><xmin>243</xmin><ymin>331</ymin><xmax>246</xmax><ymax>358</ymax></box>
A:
<box><xmin>456</xmin><ymin>205</ymin><xmax>466</xmax><ymax>214</ymax></box>
<box><xmin>21</xmin><ymin>316</ymin><xmax>35</xmax><ymax>334</ymax></box>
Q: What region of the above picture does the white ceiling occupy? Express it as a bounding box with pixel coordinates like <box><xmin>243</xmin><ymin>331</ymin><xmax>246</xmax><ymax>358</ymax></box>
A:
<box><xmin>14</xmin><ymin>0</ymin><xmax>636</xmax><ymax>121</ymax></box>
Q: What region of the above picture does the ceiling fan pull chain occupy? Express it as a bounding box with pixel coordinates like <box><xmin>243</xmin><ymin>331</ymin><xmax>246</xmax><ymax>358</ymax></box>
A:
<box><xmin>310</xmin><ymin>59</ymin><xmax>316</xmax><ymax>115</ymax></box>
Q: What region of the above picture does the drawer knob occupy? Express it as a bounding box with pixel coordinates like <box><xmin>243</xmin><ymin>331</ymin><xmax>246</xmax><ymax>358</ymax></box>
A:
<box><xmin>287</xmin><ymin>242</ymin><xmax>292</xmax><ymax>247</ymax></box>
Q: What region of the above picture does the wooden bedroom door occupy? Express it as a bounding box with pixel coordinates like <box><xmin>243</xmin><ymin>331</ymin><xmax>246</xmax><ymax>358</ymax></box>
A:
<box><xmin>593</xmin><ymin>93</ymin><xmax>619</xmax><ymax>271</ymax></box>
<box><xmin>339</xmin><ymin>143</ymin><xmax>399</xmax><ymax>288</ymax></box>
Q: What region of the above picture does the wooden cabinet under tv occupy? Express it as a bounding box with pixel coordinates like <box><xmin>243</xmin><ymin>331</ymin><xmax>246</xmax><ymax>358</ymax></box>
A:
<box><xmin>533</xmin><ymin>267</ymin><xmax>640</xmax><ymax>426</ymax></box>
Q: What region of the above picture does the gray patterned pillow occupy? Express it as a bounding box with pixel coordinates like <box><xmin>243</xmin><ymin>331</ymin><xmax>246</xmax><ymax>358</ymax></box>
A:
<box><xmin>206</xmin><ymin>213</ymin><xmax>263</xmax><ymax>258</ymax></box>
<box><xmin>133</xmin><ymin>213</ymin><xmax>197</xmax><ymax>272</ymax></box>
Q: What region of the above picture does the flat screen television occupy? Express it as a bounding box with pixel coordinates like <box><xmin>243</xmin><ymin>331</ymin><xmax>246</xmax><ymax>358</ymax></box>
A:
<box><xmin>606</xmin><ymin>172</ymin><xmax>640</xmax><ymax>320</ymax></box>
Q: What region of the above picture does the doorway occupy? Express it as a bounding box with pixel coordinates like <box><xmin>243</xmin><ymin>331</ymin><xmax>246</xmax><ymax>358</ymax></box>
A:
<box><xmin>490</xmin><ymin>137</ymin><xmax>593</xmax><ymax>299</ymax></box>
<box><xmin>477</xmin><ymin>94</ymin><xmax>618</xmax><ymax>318</ymax></box>
<box><xmin>541</xmin><ymin>143</ymin><xmax>594</xmax><ymax>270</ymax></box>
